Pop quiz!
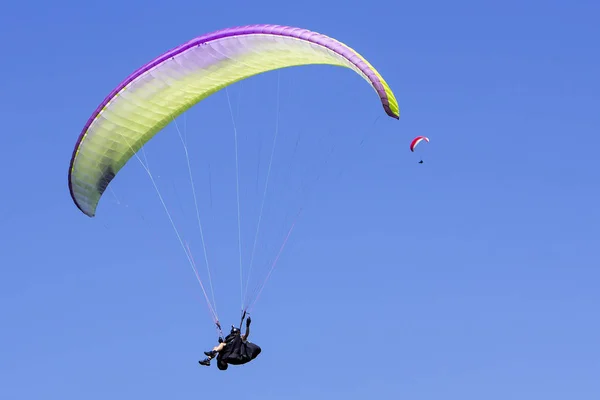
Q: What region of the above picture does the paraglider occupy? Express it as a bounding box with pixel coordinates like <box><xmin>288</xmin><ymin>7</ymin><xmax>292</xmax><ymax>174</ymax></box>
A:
<box><xmin>67</xmin><ymin>24</ymin><xmax>400</xmax><ymax>369</ymax></box>
<box><xmin>199</xmin><ymin>316</ymin><xmax>260</xmax><ymax>370</ymax></box>
<box><xmin>410</xmin><ymin>136</ymin><xmax>429</xmax><ymax>163</ymax></box>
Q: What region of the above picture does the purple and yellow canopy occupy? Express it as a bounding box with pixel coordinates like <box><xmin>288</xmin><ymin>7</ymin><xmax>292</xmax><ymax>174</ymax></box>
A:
<box><xmin>68</xmin><ymin>24</ymin><xmax>400</xmax><ymax>217</ymax></box>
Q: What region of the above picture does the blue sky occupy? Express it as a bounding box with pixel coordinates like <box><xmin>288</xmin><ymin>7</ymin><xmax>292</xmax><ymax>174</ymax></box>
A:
<box><xmin>1</xmin><ymin>0</ymin><xmax>599</xmax><ymax>399</ymax></box>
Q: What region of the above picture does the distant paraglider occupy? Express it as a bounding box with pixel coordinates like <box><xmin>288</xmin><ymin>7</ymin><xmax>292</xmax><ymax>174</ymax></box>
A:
<box><xmin>410</xmin><ymin>136</ymin><xmax>429</xmax><ymax>163</ymax></box>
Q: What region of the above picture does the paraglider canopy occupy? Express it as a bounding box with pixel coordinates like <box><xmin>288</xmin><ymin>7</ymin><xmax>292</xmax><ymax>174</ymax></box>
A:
<box><xmin>409</xmin><ymin>136</ymin><xmax>429</xmax><ymax>152</ymax></box>
<box><xmin>67</xmin><ymin>24</ymin><xmax>400</xmax><ymax>218</ymax></box>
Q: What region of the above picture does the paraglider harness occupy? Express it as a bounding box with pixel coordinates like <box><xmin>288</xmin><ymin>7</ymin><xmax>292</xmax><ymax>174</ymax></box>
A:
<box><xmin>214</xmin><ymin>311</ymin><xmax>261</xmax><ymax>370</ymax></box>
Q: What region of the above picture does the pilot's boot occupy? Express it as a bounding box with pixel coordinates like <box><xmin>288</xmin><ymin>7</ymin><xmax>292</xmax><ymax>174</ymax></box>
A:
<box><xmin>198</xmin><ymin>358</ymin><xmax>211</xmax><ymax>366</ymax></box>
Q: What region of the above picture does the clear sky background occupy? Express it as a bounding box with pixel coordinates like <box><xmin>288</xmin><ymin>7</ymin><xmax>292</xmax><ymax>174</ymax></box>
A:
<box><xmin>1</xmin><ymin>0</ymin><xmax>599</xmax><ymax>399</ymax></box>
